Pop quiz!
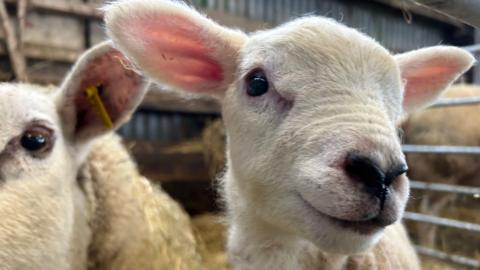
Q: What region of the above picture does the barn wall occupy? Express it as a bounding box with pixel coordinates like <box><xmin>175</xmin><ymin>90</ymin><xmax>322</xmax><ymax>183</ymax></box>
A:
<box><xmin>119</xmin><ymin>110</ymin><xmax>217</xmax><ymax>143</ymax></box>
<box><xmin>188</xmin><ymin>0</ymin><xmax>450</xmax><ymax>52</ymax></box>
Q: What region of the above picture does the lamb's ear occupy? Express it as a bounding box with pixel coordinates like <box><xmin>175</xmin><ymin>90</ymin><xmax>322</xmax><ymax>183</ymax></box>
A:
<box><xmin>396</xmin><ymin>46</ymin><xmax>475</xmax><ymax>113</ymax></box>
<box><xmin>104</xmin><ymin>0</ymin><xmax>247</xmax><ymax>97</ymax></box>
<box><xmin>56</xmin><ymin>41</ymin><xmax>148</xmax><ymax>142</ymax></box>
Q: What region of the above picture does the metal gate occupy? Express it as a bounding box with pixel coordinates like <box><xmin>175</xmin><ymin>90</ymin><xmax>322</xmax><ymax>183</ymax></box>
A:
<box><xmin>402</xmin><ymin>44</ymin><xmax>480</xmax><ymax>268</ymax></box>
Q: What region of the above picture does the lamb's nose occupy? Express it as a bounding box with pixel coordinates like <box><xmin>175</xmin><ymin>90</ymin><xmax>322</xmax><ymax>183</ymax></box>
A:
<box><xmin>344</xmin><ymin>153</ymin><xmax>408</xmax><ymax>207</ymax></box>
<box><xmin>345</xmin><ymin>153</ymin><xmax>385</xmax><ymax>193</ymax></box>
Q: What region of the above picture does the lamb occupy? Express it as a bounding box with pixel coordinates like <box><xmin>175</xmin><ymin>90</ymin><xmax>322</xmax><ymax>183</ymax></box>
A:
<box><xmin>403</xmin><ymin>84</ymin><xmax>480</xmax><ymax>247</ymax></box>
<box><xmin>0</xmin><ymin>41</ymin><xmax>210</xmax><ymax>269</ymax></box>
<box><xmin>104</xmin><ymin>1</ymin><xmax>475</xmax><ymax>269</ymax></box>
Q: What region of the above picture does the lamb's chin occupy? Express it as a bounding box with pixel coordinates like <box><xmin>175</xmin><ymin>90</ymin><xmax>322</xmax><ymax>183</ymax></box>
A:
<box><xmin>308</xmin><ymin>220</ymin><xmax>384</xmax><ymax>254</ymax></box>
<box><xmin>297</xmin><ymin>196</ymin><xmax>385</xmax><ymax>254</ymax></box>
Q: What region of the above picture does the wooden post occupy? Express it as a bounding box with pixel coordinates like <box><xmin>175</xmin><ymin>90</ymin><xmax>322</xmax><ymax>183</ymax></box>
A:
<box><xmin>409</xmin><ymin>0</ymin><xmax>480</xmax><ymax>28</ymax></box>
<box><xmin>0</xmin><ymin>0</ymin><xmax>28</xmax><ymax>82</ymax></box>
<box><xmin>5</xmin><ymin>0</ymin><xmax>103</xmax><ymax>19</ymax></box>
<box><xmin>17</xmin><ymin>0</ymin><xmax>28</xmax><ymax>48</ymax></box>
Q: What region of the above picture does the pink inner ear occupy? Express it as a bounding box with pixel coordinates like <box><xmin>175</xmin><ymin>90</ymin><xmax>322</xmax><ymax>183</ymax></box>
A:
<box><xmin>402</xmin><ymin>60</ymin><xmax>462</xmax><ymax>108</ymax></box>
<box><xmin>126</xmin><ymin>14</ymin><xmax>224</xmax><ymax>92</ymax></box>
<box><xmin>75</xmin><ymin>51</ymin><xmax>142</xmax><ymax>132</ymax></box>
<box><xmin>406</xmin><ymin>65</ymin><xmax>452</xmax><ymax>78</ymax></box>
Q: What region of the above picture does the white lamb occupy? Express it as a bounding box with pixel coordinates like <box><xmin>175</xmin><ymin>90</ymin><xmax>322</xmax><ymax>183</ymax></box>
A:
<box><xmin>0</xmin><ymin>41</ymin><xmax>212</xmax><ymax>270</ymax></box>
<box><xmin>104</xmin><ymin>1</ymin><xmax>475</xmax><ymax>269</ymax></box>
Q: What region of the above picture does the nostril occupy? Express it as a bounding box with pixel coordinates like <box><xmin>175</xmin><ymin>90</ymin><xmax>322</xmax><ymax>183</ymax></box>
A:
<box><xmin>344</xmin><ymin>153</ymin><xmax>406</xmax><ymax>210</ymax></box>
<box><xmin>384</xmin><ymin>163</ymin><xmax>408</xmax><ymax>186</ymax></box>
<box><xmin>344</xmin><ymin>152</ymin><xmax>385</xmax><ymax>188</ymax></box>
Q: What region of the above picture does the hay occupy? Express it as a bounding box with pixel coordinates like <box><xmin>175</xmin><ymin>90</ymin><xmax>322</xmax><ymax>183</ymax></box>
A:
<box><xmin>162</xmin><ymin>140</ymin><xmax>204</xmax><ymax>154</ymax></box>
<box><xmin>201</xmin><ymin>119</ymin><xmax>227</xmax><ymax>180</ymax></box>
<box><xmin>421</xmin><ymin>256</ymin><xmax>472</xmax><ymax>270</ymax></box>
<box><xmin>192</xmin><ymin>213</ymin><xmax>230</xmax><ymax>270</ymax></box>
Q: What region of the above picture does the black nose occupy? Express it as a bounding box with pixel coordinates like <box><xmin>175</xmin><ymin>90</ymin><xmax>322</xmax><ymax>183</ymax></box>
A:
<box><xmin>344</xmin><ymin>153</ymin><xmax>408</xmax><ymax>208</ymax></box>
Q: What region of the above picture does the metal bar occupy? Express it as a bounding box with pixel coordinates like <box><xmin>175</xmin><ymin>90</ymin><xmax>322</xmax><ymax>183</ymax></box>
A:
<box><xmin>371</xmin><ymin>0</ymin><xmax>464</xmax><ymax>27</ymax></box>
<box><xmin>415</xmin><ymin>245</ymin><xmax>480</xmax><ymax>268</ymax></box>
<box><xmin>402</xmin><ymin>144</ymin><xmax>480</xmax><ymax>155</ymax></box>
<box><xmin>409</xmin><ymin>0</ymin><xmax>480</xmax><ymax>28</ymax></box>
<box><xmin>431</xmin><ymin>96</ymin><xmax>480</xmax><ymax>107</ymax></box>
<box><xmin>462</xmin><ymin>44</ymin><xmax>480</xmax><ymax>53</ymax></box>
<box><xmin>403</xmin><ymin>212</ymin><xmax>480</xmax><ymax>233</ymax></box>
<box><xmin>410</xmin><ymin>180</ymin><xmax>480</xmax><ymax>196</ymax></box>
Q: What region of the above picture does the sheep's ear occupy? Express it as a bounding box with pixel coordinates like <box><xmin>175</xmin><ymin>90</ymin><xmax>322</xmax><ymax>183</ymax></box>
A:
<box><xmin>396</xmin><ymin>46</ymin><xmax>475</xmax><ymax>113</ymax></box>
<box><xmin>57</xmin><ymin>41</ymin><xmax>148</xmax><ymax>142</ymax></box>
<box><xmin>104</xmin><ymin>0</ymin><xmax>247</xmax><ymax>97</ymax></box>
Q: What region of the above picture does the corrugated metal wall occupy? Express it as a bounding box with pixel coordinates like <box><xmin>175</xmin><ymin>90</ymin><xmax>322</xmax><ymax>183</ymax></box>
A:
<box><xmin>190</xmin><ymin>0</ymin><xmax>445</xmax><ymax>52</ymax></box>
<box><xmin>119</xmin><ymin>0</ymin><xmax>453</xmax><ymax>142</ymax></box>
<box><xmin>119</xmin><ymin>110</ymin><xmax>217</xmax><ymax>142</ymax></box>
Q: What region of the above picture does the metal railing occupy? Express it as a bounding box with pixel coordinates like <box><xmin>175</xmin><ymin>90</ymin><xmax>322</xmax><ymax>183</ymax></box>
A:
<box><xmin>403</xmin><ymin>193</ymin><xmax>480</xmax><ymax>268</ymax></box>
<box><xmin>463</xmin><ymin>44</ymin><xmax>480</xmax><ymax>53</ymax></box>
<box><xmin>402</xmin><ymin>144</ymin><xmax>480</xmax><ymax>155</ymax></box>
<box><xmin>432</xmin><ymin>96</ymin><xmax>480</xmax><ymax>107</ymax></box>
<box><xmin>416</xmin><ymin>245</ymin><xmax>480</xmax><ymax>269</ymax></box>
<box><xmin>404</xmin><ymin>212</ymin><xmax>480</xmax><ymax>233</ymax></box>
<box><xmin>403</xmin><ymin>83</ymin><xmax>480</xmax><ymax>268</ymax></box>
<box><xmin>410</xmin><ymin>180</ymin><xmax>480</xmax><ymax>197</ymax></box>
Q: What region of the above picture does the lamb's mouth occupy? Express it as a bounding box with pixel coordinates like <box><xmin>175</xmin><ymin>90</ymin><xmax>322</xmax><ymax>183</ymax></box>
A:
<box><xmin>297</xmin><ymin>193</ymin><xmax>394</xmax><ymax>235</ymax></box>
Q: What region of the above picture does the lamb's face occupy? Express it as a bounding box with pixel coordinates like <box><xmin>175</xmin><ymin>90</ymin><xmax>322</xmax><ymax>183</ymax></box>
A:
<box><xmin>223</xmin><ymin>18</ymin><xmax>408</xmax><ymax>253</ymax></box>
<box><xmin>0</xmin><ymin>42</ymin><xmax>147</xmax><ymax>268</ymax></box>
<box><xmin>0</xmin><ymin>85</ymin><xmax>77</xmax><ymax>268</ymax></box>
<box><xmin>104</xmin><ymin>0</ymin><xmax>474</xmax><ymax>255</ymax></box>
<box><xmin>0</xmin><ymin>85</ymin><xmax>67</xmax><ymax>184</ymax></box>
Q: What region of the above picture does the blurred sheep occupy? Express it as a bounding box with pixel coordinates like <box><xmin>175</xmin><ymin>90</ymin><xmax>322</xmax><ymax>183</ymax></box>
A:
<box><xmin>0</xmin><ymin>41</ymin><xmax>224</xmax><ymax>270</ymax></box>
<box><xmin>404</xmin><ymin>84</ymin><xmax>480</xmax><ymax>248</ymax></box>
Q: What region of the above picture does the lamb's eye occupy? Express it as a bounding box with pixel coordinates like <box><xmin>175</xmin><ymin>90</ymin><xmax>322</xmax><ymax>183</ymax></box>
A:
<box><xmin>20</xmin><ymin>126</ymin><xmax>54</xmax><ymax>157</ymax></box>
<box><xmin>246</xmin><ymin>69</ymin><xmax>269</xmax><ymax>97</ymax></box>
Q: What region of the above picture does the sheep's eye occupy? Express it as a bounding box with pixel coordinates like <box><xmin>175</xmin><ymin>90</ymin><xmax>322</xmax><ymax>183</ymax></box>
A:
<box><xmin>246</xmin><ymin>69</ymin><xmax>269</xmax><ymax>97</ymax></box>
<box><xmin>20</xmin><ymin>126</ymin><xmax>54</xmax><ymax>157</ymax></box>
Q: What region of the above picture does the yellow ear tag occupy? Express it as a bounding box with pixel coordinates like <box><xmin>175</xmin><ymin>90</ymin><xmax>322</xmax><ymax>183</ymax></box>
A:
<box><xmin>84</xmin><ymin>85</ymin><xmax>114</xmax><ymax>129</ymax></box>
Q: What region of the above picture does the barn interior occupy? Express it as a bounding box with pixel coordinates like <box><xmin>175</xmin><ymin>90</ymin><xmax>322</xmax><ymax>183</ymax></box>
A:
<box><xmin>0</xmin><ymin>0</ymin><xmax>479</xmax><ymax>269</ymax></box>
